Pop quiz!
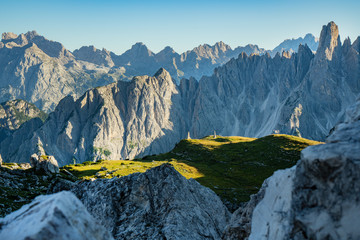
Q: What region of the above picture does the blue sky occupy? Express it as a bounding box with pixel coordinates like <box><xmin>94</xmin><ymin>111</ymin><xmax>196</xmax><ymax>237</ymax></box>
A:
<box><xmin>0</xmin><ymin>0</ymin><xmax>359</xmax><ymax>54</ymax></box>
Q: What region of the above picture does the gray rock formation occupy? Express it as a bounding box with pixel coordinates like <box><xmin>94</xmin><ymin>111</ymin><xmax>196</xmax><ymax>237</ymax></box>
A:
<box><xmin>226</xmin><ymin>97</ymin><xmax>360</xmax><ymax>239</ymax></box>
<box><xmin>0</xmin><ymin>99</ymin><xmax>47</xmax><ymax>142</ymax></box>
<box><xmin>0</xmin><ymin>31</ymin><xmax>118</xmax><ymax>112</ymax></box>
<box><xmin>30</xmin><ymin>154</ymin><xmax>60</xmax><ymax>175</ymax></box>
<box><xmin>2</xmin><ymin>22</ymin><xmax>358</xmax><ymax>165</ymax></box>
<box><xmin>288</xmin><ymin>98</ymin><xmax>360</xmax><ymax>239</ymax></box>
<box><xmin>0</xmin><ymin>29</ymin><xmax>319</xmax><ymax>113</ymax></box>
<box><xmin>188</xmin><ymin>21</ymin><xmax>359</xmax><ymax>141</ymax></box>
<box><xmin>74</xmin><ymin>36</ymin><xmax>316</xmax><ymax>83</ymax></box>
<box><xmin>0</xmin><ymin>162</ymin><xmax>76</xmax><ymax>217</ymax></box>
<box><xmin>1</xmin><ymin>68</ymin><xmax>187</xmax><ymax>165</ymax></box>
<box><xmin>270</xmin><ymin>33</ymin><xmax>319</xmax><ymax>57</ymax></box>
<box><xmin>0</xmin><ymin>191</ymin><xmax>114</xmax><ymax>240</ymax></box>
<box><xmin>73</xmin><ymin>45</ymin><xmax>114</xmax><ymax>67</ymax></box>
<box><xmin>222</xmin><ymin>182</ymin><xmax>267</xmax><ymax>239</ymax></box>
<box><xmin>108</xmin><ymin>41</ymin><xmax>266</xmax><ymax>82</ymax></box>
<box><xmin>72</xmin><ymin>163</ymin><xmax>230</xmax><ymax>240</ymax></box>
<box><xmin>0</xmin><ymin>117</ymin><xmax>44</xmax><ymax>162</ymax></box>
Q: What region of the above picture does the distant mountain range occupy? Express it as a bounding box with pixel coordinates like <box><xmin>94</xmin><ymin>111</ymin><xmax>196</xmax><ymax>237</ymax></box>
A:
<box><xmin>1</xmin><ymin>21</ymin><xmax>358</xmax><ymax>166</ymax></box>
<box><xmin>0</xmin><ymin>30</ymin><xmax>318</xmax><ymax>112</ymax></box>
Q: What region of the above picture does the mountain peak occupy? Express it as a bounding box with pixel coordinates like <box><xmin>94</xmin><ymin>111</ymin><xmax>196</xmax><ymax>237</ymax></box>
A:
<box><xmin>24</xmin><ymin>30</ymin><xmax>39</xmax><ymax>39</ymax></box>
<box><xmin>89</xmin><ymin>45</ymin><xmax>97</xmax><ymax>51</ymax></box>
<box><xmin>353</xmin><ymin>36</ymin><xmax>360</xmax><ymax>52</ymax></box>
<box><xmin>214</xmin><ymin>41</ymin><xmax>231</xmax><ymax>51</ymax></box>
<box><xmin>304</xmin><ymin>33</ymin><xmax>317</xmax><ymax>41</ymax></box>
<box><xmin>154</xmin><ymin>68</ymin><xmax>171</xmax><ymax>79</ymax></box>
<box><xmin>1</xmin><ymin>32</ymin><xmax>18</xmax><ymax>41</ymax></box>
<box><xmin>132</xmin><ymin>42</ymin><xmax>146</xmax><ymax>49</ymax></box>
<box><xmin>163</xmin><ymin>46</ymin><xmax>175</xmax><ymax>52</ymax></box>
<box><xmin>125</xmin><ymin>42</ymin><xmax>154</xmax><ymax>57</ymax></box>
<box><xmin>316</xmin><ymin>21</ymin><xmax>341</xmax><ymax>60</ymax></box>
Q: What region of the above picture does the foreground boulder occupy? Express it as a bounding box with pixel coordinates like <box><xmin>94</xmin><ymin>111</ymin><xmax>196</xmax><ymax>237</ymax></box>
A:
<box><xmin>30</xmin><ymin>153</ymin><xmax>59</xmax><ymax>175</ymax></box>
<box><xmin>224</xmin><ymin>98</ymin><xmax>360</xmax><ymax>239</ymax></box>
<box><xmin>73</xmin><ymin>163</ymin><xmax>231</xmax><ymax>240</ymax></box>
<box><xmin>0</xmin><ymin>191</ymin><xmax>113</xmax><ymax>240</ymax></box>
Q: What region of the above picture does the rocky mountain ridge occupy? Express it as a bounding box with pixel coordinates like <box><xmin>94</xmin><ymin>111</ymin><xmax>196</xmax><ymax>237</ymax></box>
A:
<box><xmin>74</xmin><ymin>35</ymin><xmax>318</xmax><ymax>81</ymax></box>
<box><xmin>0</xmin><ymin>31</ymin><xmax>117</xmax><ymax>112</ymax></box>
<box><xmin>0</xmin><ymin>22</ymin><xmax>358</xmax><ymax>165</ymax></box>
<box><xmin>0</xmin><ymin>30</ymin><xmax>318</xmax><ymax>112</ymax></box>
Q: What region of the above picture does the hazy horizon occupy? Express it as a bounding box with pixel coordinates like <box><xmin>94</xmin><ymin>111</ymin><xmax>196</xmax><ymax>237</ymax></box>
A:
<box><xmin>0</xmin><ymin>0</ymin><xmax>359</xmax><ymax>55</ymax></box>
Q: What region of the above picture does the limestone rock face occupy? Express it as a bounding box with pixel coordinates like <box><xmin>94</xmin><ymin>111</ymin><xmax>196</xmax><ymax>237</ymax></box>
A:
<box><xmin>188</xmin><ymin>21</ymin><xmax>359</xmax><ymax>141</ymax></box>
<box><xmin>1</xmin><ymin>68</ymin><xmax>187</xmax><ymax>165</ymax></box>
<box><xmin>30</xmin><ymin>154</ymin><xmax>60</xmax><ymax>175</ymax></box>
<box><xmin>0</xmin><ymin>191</ymin><xmax>114</xmax><ymax>240</ymax></box>
<box><xmin>289</xmin><ymin>98</ymin><xmax>360</xmax><ymax>239</ymax></box>
<box><xmin>73</xmin><ymin>35</ymin><xmax>314</xmax><ymax>83</ymax></box>
<box><xmin>0</xmin><ymin>99</ymin><xmax>47</xmax><ymax>143</ymax></box>
<box><xmin>316</xmin><ymin>21</ymin><xmax>341</xmax><ymax>61</ymax></box>
<box><xmin>230</xmin><ymin>98</ymin><xmax>360</xmax><ymax>239</ymax></box>
<box><xmin>0</xmin><ymin>118</ymin><xmax>44</xmax><ymax>162</ymax></box>
<box><xmin>0</xmin><ymin>29</ymin><xmax>319</xmax><ymax>112</ymax></box>
<box><xmin>0</xmin><ymin>31</ymin><xmax>117</xmax><ymax>112</ymax></box>
<box><xmin>72</xmin><ymin>164</ymin><xmax>230</xmax><ymax>240</ymax></box>
<box><xmin>2</xmin><ymin>22</ymin><xmax>359</xmax><ymax>165</ymax></box>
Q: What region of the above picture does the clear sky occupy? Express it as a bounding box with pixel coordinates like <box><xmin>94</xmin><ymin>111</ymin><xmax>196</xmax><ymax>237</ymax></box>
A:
<box><xmin>0</xmin><ymin>0</ymin><xmax>359</xmax><ymax>54</ymax></box>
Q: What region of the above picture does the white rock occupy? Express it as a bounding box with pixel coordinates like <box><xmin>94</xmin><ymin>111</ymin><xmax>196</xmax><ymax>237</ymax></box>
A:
<box><xmin>0</xmin><ymin>191</ymin><xmax>114</xmax><ymax>240</ymax></box>
<box><xmin>249</xmin><ymin>167</ymin><xmax>295</xmax><ymax>240</ymax></box>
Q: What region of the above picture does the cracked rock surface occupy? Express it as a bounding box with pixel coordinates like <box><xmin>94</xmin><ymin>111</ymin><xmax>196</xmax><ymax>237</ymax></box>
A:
<box><xmin>73</xmin><ymin>163</ymin><xmax>231</xmax><ymax>240</ymax></box>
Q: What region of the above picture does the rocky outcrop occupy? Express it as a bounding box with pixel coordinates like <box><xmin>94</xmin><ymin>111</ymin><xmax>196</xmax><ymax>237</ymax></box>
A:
<box><xmin>0</xmin><ymin>191</ymin><xmax>113</xmax><ymax>240</ymax></box>
<box><xmin>0</xmin><ymin>99</ymin><xmax>47</xmax><ymax>142</ymax></box>
<box><xmin>0</xmin><ymin>117</ymin><xmax>44</xmax><ymax>162</ymax></box>
<box><xmin>222</xmin><ymin>180</ymin><xmax>268</xmax><ymax>239</ymax></box>
<box><xmin>0</xmin><ymin>165</ymin><xmax>76</xmax><ymax>217</ymax></box>
<box><xmin>30</xmin><ymin>154</ymin><xmax>60</xmax><ymax>175</ymax></box>
<box><xmin>227</xmin><ymin>97</ymin><xmax>360</xmax><ymax>239</ymax></box>
<box><xmin>288</xmin><ymin>98</ymin><xmax>360</xmax><ymax>239</ymax></box>
<box><xmin>0</xmin><ymin>99</ymin><xmax>47</xmax><ymax>129</ymax></box>
<box><xmin>72</xmin><ymin>164</ymin><xmax>231</xmax><ymax>240</ymax></box>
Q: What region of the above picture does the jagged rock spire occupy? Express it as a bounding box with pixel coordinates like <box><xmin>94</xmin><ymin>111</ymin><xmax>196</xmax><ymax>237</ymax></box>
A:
<box><xmin>316</xmin><ymin>21</ymin><xmax>341</xmax><ymax>61</ymax></box>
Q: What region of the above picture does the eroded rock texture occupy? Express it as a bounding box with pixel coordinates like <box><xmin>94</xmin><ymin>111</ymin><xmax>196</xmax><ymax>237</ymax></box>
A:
<box><xmin>72</xmin><ymin>164</ymin><xmax>231</xmax><ymax>240</ymax></box>
<box><xmin>0</xmin><ymin>191</ymin><xmax>114</xmax><ymax>240</ymax></box>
